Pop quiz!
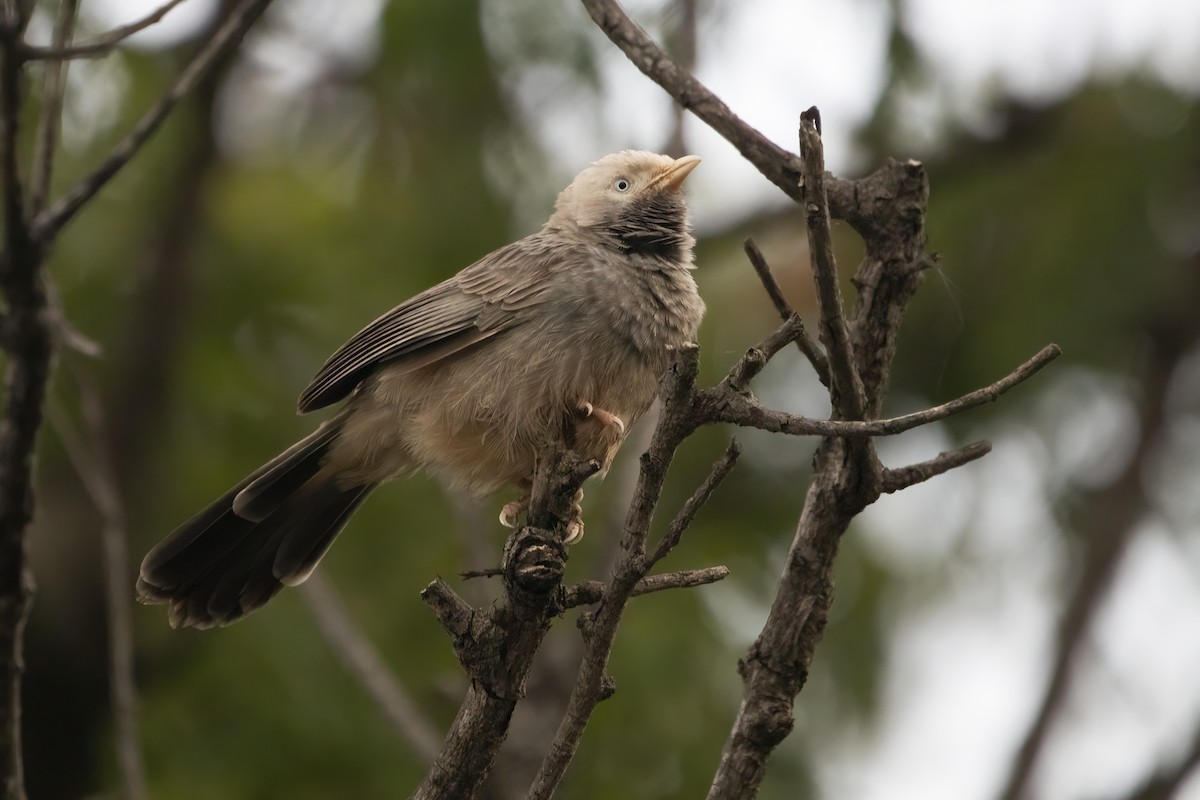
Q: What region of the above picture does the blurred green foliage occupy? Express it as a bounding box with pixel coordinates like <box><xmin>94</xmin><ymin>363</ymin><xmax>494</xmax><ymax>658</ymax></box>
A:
<box><xmin>12</xmin><ymin>0</ymin><xmax>1198</xmax><ymax>798</ymax></box>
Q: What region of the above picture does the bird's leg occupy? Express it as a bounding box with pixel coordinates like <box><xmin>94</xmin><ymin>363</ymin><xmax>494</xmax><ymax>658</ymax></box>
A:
<box><xmin>499</xmin><ymin>481</ymin><xmax>531</xmax><ymax>528</ymax></box>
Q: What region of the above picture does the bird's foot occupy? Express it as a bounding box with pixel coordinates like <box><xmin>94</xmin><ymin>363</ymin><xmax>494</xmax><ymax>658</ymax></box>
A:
<box><xmin>564</xmin><ymin>488</ymin><xmax>585</xmax><ymax>545</ymax></box>
<box><xmin>501</xmin><ymin>485</ymin><xmax>584</xmax><ymax>544</ymax></box>
<box><xmin>499</xmin><ymin>495</ymin><xmax>528</xmax><ymax>528</ymax></box>
<box><xmin>576</xmin><ymin>401</ymin><xmax>625</xmax><ymax>435</ymax></box>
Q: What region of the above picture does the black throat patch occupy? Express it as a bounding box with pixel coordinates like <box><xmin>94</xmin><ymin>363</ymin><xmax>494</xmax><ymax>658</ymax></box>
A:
<box><xmin>605</xmin><ymin>194</ymin><xmax>690</xmax><ymax>260</ymax></box>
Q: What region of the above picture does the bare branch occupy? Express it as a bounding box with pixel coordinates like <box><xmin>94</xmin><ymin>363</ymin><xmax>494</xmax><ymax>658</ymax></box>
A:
<box><xmin>705</xmin><ymin>342</ymin><xmax>1061</xmax><ymax>437</ymax></box>
<box><xmin>301</xmin><ymin>573</ymin><xmax>442</xmax><ymax>763</ymax></box>
<box><xmin>743</xmin><ymin>238</ymin><xmax>830</xmax><ymax>386</ymax></box>
<box><xmin>649</xmin><ymin>438</ymin><xmax>740</xmax><ymax>566</ymax></box>
<box><xmin>525</xmin><ymin>346</ymin><xmax>705</xmax><ymax>800</ymax></box>
<box><xmin>0</xmin><ymin>12</ymin><xmax>47</xmax><ymax>795</ymax></box>
<box><xmin>580</xmin><ymin>0</ymin><xmax>808</xmax><ymax>206</ymax></box>
<box><xmin>23</xmin><ymin>0</ymin><xmax>189</xmax><ymax>61</ymax></box>
<box><xmin>1120</xmin><ymin>722</ymin><xmax>1200</xmax><ymax>800</ymax></box>
<box><xmin>724</xmin><ymin>314</ymin><xmax>809</xmax><ymax>392</ymax></box>
<box><xmin>411</xmin><ymin>449</ymin><xmax>598</xmax><ymax>800</ymax></box>
<box><xmin>996</xmin><ymin>266</ymin><xmax>1200</xmax><ymax>800</ymax></box>
<box><xmin>881</xmin><ymin>440</ymin><xmax>991</xmax><ymax>493</ymax></box>
<box><xmin>33</xmin><ymin>0</ymin><xmax>275</xmax><ymax>242</ymax></box>
<box><xmin>48</xmin><ymin>367</ymin><xmax>146</xmax><ymax>800</ymax></box>
<box><xmin>560</xmin><ymin>566</ymin><xmax>731</xmax><ymax>610</ymax></box>
<box><xmin>29</xmin><ymin>0</ymin><xmax>78</xmax><ymax>214</ymax></box>
<box><xmin>798</xmin><ymin>110</ymin><xmax>865</xmax><ymax>420</ymax></box>
<box><xmin>708</xmin><ymin>121</ymin><xmax>931</xmax><ymax>800</ymax></box>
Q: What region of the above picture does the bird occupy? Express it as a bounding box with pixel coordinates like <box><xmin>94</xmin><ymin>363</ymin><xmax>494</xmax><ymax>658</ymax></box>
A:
<box><xmin>136</xmin><ymin>150</ymin><xmax>706</xmax><ymax>629</ymax></box>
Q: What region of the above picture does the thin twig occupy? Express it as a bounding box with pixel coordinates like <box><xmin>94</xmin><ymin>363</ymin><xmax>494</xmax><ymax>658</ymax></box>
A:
<box><xmin>881</xmin><ymin>440</ymin><xmax>991</xmax><ymax>493</ymax></box>
<box><xmin>300</xmin><ymin>573</ymin><xmax>442</xmax><ymax>763</ymax></box>
<box><xmin>724</xmin><ymin>314</ymin><xmax>809</xmax><ymax>392</ymax></box>
<box><xmin>23</xmin><ymin>0</ymin><xmax>189</xmax><ymax>60</ymax></box>
<box><xmin>30</xmin><ymin>0</ymin><xmax>79</xmax><ymax>214</ymax></box>
<box><xmin>743</xmin><ymin>238</ymin><xmax>830</xmax><ymax>386</ymax></box>
<box><xmin>34</xmin><ymin>0</ymin><xmax>275</xmax><ymax>242</ymax></box>
<box><xmin>706</xmin><ymin>343</ymin><xmax>1061</xmax><ymax>438</ymax></box>
<box><xmin>648</xmin><ymin>438</ymin><xmax>740</xmax><ymax>566</ymax></box>
<box><xmin>560</xmin><ymin>566</ymin><xmax>730</xmax><ymax>609</ymax></box>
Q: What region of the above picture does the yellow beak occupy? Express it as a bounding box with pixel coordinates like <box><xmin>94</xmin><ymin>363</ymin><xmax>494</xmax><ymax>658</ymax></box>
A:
<box><xmin>656</xmin><ymin>155</ymin><xmax>701</xmax><ymax>192</ymax></box>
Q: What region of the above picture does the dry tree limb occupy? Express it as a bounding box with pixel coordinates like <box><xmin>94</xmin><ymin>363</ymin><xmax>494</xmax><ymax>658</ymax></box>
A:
<box><xmin>0</xmin><ymin>8</ymin><xmax>54</xmax><ymax>794</ymax></box>
<box><xmin>410</xmin><ymin>450</ymin><xmax>598</xmax><ymax>800</ymax></box>
<box><xmin>301</xmin><ymin>573</ymin><xmax>442</xmax><ymax>763</ymax></box>
<box><xmin>743</xmin><ymin>238</ymin><xmax>830</xmax><ymax>387</ymax></box>
<box><xmin>29</xmin><ymin>0</ymin><xmax>79</xmax><ymax>214</ymax></box>
<box><xmin>22</xmin><ymin>0</ymin><xmax>190</xmax><ymax>60</ymax></box>
<box><xmin>798</xmin><ymin>108</ymin><xmax>866</xmax><ymax>420</ymax></box>
<box><xmin>881</xmin><ymin>440</ymin><xmax>992</xmax><ymax>493</ymax></box>
<box><xmin>48</xmin><ymin>372</ymin><xmax>146</xmax><ymax>800</ymax></box>
<box><xmin>407</xmin><ymin>5</ymin><xmax>1061</xmax><ymax>796</ymax></box>
<box><xmin>996</xmin><ymin>263</ymin><xmax>1200</xmax><ymax>800</ymax></box>
<box><xmin>703</xmin><ymin>340</ymin><xmax>1060</xmax><ymax>438</ymax></box>
<box><xmin>560</xmin><ymin>566</ymin><xmax>731</xmax><ymax>610</ymax></box>
<box><xmin>34</xmin><ymin>0</ymin><xmax>275</xmax><ymax>241</ymax></box>
<box><xmin>526</xmin><ymin>362</ymin><xmax>739</xmax><ymax>800</ymax></box>
<box><xmin>0</xmin><ymin>2</ymin><xmax>277</xmax><ymax>796</ymax></box>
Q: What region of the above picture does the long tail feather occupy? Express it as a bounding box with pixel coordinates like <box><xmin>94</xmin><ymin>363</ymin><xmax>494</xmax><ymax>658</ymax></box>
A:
<box><xmin>137</xmin><ymin>424</ymin><xmax>375</xmax><ymax>629</ymax></box>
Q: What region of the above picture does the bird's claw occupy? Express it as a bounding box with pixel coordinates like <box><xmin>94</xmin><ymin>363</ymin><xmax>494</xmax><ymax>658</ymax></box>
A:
<box><xmin>576</xmin><ymin>402</ymin><xmax>625</xmax><ymax>435</ymax></box>
<box><xmin>563</xmin><ymin>488</ymin><xmax>585</xmax><ymax>545</ymax></box>
<box><xmin>499</xmin><ymin>497</ymin><xmax>527</xmax><ymax>528</ymax></box>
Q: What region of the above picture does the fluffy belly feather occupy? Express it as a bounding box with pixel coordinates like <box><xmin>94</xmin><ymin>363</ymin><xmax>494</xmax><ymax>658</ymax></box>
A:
<box><xmin>323</xmin><ymin>333</ymin><xmax>661</xmax><ymax>496</ymax></box>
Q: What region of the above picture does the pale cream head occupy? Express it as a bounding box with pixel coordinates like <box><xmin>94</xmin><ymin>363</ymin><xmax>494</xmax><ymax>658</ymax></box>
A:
<box><xmin>549</xmin><ymin>150</ymin><xmax>700</xmax><ymax>229</ymax></box>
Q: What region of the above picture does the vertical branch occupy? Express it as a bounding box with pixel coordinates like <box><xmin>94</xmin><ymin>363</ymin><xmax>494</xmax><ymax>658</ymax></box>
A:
<box><xmin>51</xmin><ymin>373</ymin><xmax>147</xmax><ymax>800</ymax></box>
<box><xmin>707</xmin><ymin>125</ymin><xmax>929</xmax><ymax>800</ymax></box>
<box><xmin>0</xmin><ymin>2</ymin><xmax>276</xmax><ymax>796</ymax></box>
<box><xmin>30</xmin><ymin>0</ymin><xmax>80</xmax><ymax>215</ymax></box>
<box><xmin>0</xmin><ymin>7</ymin><xmax>46</xmax><ymax>797</ymax></box>
<box><xmin>797</xmin><ymin>110</ymin><xmax>865</xmax><ymax>420</ymax></box>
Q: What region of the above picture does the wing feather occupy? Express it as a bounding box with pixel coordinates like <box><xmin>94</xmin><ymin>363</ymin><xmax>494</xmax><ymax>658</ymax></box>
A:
<box><xmin>296</xmin><ymin>237</ymin><xmax>562</xmax><ymax>413</ymax></box>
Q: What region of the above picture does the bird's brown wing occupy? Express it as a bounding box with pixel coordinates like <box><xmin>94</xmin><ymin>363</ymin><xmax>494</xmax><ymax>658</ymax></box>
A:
<box><xmin>296</xmin><ymin>238</ymin><xmax>561</xmax><ymax>413</ymax></box>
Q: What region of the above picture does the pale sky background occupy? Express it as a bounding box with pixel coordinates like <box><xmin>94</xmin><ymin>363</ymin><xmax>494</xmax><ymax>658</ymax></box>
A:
<box><xmin>78</xmin><ymin>1</ymin><xmax>1200</xmax><ymax>798</ymax></box>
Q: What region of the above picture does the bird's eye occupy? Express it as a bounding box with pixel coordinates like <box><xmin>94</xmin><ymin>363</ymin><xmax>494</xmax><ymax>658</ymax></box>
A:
<box><xmin>613</xmin><ymin>178</ymin><xmax>631</xmax><ymax>193</ymax></box>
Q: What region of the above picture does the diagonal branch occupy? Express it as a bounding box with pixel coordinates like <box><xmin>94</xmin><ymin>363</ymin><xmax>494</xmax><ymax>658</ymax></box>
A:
<box><xmin>301</xmin><ymin>573</ymin><xmax>442</xmax><ymax>763</ymax></box>
<box><xmin>881</xmin><ymin>440</ymin><xmax>991</xmax><ymax>493</ymax></box>
<box><xmin>743</xmin><ymin>238</ymin><xmax>830</xmax><ymax>387</ymax></box>
<box><xmin>580</xmin><ymin>0</ymin><xmax>808</xmax><ymax>206</ymax></box>
<box><xmin>22</xmin><ymin>0</ymin><xmax>189</xmax><ymax>61</ymax></box>
<box><xmin>33</xmin><ymin>0</ymin><xmax>275</xmax><ymax>242</ymax></box>
<box><xmin>648</xmin><ymin>438</ymin><xmax>740</xmax><ymax>566</ymax></box>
